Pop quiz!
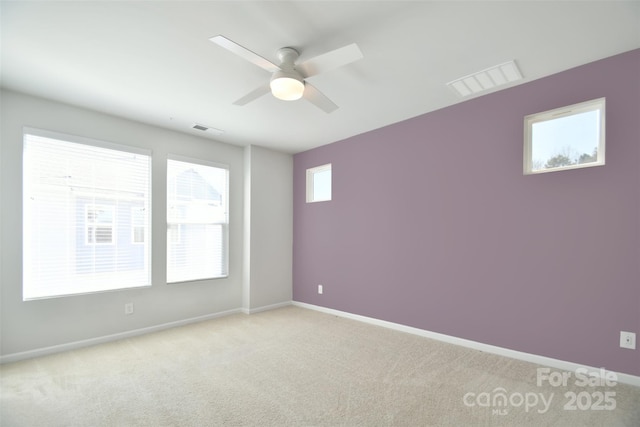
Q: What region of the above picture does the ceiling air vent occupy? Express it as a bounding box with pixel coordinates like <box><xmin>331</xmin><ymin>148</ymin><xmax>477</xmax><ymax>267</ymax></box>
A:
<box><xmin>447</xmin><ymin>60</ymin><xmax>523</xmax><ymax>97</ymax></box>
<box><xmin>191</xmin><ymin>123</ymin><xmax>224</xmax><ymax>135</ymax></box>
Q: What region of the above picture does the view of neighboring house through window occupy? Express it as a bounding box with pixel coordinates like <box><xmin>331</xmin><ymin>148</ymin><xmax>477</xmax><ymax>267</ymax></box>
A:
<box><xmin>131</xmin><ymin>206</ymin><xmax>146</xmax><ymax>244</ymax></box>
<box><xmin>167</xmin><ymin>156</ymin><xmax>229</xmax><ymax>283</ymax></box>
<box><xmin>22</xmin><ymin>128</ymin><xmax>151</xmax><ymax>300</ymax></box>
<box><xmin>86</xmin><ymin>205</ymin><xmax>114</xmax><ymax>244</ymax></box>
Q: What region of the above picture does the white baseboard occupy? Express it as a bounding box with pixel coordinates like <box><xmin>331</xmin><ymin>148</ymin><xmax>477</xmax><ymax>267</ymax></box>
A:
<box><xmin>0</xmin><ymin>308</ymin><xmax>243</xmax><ymax>364</ymax></box>
<box><xmin>4</xmin><ymin>300</ymin><xmax>638</xmax><ymax>389</ymax></box>
<box><xmin>1</xmin><ymin>302</ymin><xmax>295</xmax><ymax>364</ymax></box>
<box><xmin>292</xmin><ymin>301</ymin><xmax>640</xmax><ymax>388</ymax></box>
<box><xmin>241</xmin><ymin>300</ymin><xmax>292</xmax><ymax>315</ymax></box>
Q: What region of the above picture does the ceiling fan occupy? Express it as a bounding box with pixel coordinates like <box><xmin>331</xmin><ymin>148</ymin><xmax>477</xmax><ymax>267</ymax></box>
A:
<box><xmin>210</xmin><ymin>35</ymin><xmax>363</xmax><ymax>113</ymax></box>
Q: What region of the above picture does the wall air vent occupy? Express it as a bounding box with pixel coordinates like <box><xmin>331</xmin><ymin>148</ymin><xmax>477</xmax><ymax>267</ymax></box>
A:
<box><xmin>447</xmin><ymin>60</ymin><xmax>523</xmax><ymax>98</ymax></box>
<box><xmin>191</xmin><ymin>123</ymin><xmax>224</xmax><ymax>135</ymax></box>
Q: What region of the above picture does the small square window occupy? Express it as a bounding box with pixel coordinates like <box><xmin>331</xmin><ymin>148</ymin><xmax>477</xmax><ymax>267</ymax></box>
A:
<box><xmin>306</xmin><ymin>164</ymin><xmax>332</xmax><ymax>203</ymax></box>
<box><xmin>524</xmin><ymin>98</ymin><xmax>605</xmax><ymax>174</ymax></box>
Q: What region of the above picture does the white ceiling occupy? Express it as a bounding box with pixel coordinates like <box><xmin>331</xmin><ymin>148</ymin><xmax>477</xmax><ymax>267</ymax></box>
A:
<box><xmin>2</xmin><ymin>1</ymin><xmax>639</xmax><ymax>154</ymax></box>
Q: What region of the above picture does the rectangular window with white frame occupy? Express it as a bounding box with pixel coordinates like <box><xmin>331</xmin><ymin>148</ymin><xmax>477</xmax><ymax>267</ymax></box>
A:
<box><xmin>167</xmin><ymin>156</ymin><xmax>229</xmax><ymax>283</ymax></box>
<box><xmin>22</xmin><ymin>128</ymin><xmax>151</xmax><ymax>300</ymax></box>
<box><xmin>306</xmin><ymin>163</ymin><xmax>332</xmax><ymax>203</ymax></box>
<box><xmin>524</xmin><ymin>98</ymin><xmax>605</xmax><ymax>174</ymax></box>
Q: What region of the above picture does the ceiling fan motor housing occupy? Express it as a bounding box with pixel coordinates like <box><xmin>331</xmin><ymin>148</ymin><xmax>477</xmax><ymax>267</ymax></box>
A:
<box><xmin>276</xmin><ymin>47</ymin><xmax>300</xmax><ymax>67</ymax></box>
<box><xmin>270</xmin><ymin>48</ymin><xmax>305</xmax><ymax>101</ymax></box>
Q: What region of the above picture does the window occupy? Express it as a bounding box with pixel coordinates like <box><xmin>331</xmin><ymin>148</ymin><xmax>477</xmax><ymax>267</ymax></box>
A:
<box><xmin>306</xmin><ymin>163</ymin><xmax>332</xmax><ymax>202</ymax></box>
<box><xmin>23</xmin><ymin>128</ymin><xmax>151</xmax><ymax>300</ymax></box>
<box><xmin>167</xmin><ymin>156</ymin><xmax>229</xmax><ymax>283</ymax></box>
<box><xmin>524</xmin><ymin>98</ymin><xmax>605</xmax><ymax>174</ymax></box>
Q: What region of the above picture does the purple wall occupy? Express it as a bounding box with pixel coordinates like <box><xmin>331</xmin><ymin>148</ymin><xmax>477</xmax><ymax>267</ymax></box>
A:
<box><xmin>293</xmin><ymin>49</ymin><xmax>640</xmax><ymax>377</ymax></box>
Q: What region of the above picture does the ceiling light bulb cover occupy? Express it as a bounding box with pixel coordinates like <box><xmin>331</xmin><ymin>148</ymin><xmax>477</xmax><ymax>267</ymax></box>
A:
<box><xmin>270</xmin><ymin>71</ymin><xmax>304</xmax><ymax>101</ymax></box>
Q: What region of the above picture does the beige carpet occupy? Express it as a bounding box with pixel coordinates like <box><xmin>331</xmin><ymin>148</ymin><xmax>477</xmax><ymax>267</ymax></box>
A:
<box><xmin>1</xmin><ymin>306</ymin><xmax>639</xmax><ymax>426</ymax></box>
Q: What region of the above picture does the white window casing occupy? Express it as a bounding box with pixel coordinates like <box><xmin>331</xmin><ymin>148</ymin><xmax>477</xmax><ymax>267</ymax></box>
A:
<box><xmin>166</xmin><ymin>155</ymin><xmax>229</xmax><ymax>283</ymax></box>
<box><xmin>23</xmin><ymin>128</ymin><xmax>151</xmax><ymax>300</ymax></box>
<box><xmin>524</xmin><ymin>98</ymin><xmax>605</xmax><ymax>175</ymax></box>
<box><xmin>306</xmin><ymin>163</ymin><xmax>332</xmax><ymax>203</ymax></box>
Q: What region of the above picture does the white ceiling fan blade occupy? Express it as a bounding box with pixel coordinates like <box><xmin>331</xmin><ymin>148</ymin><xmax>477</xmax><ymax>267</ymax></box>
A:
<box><xmin>298</xmin><ymin>43</ymin><xmax>363</xmax><ymax>78</ymax></box>
<box><xmin>303</xmin><ymin>83</ymin><xmax>338</xmax><ymax>113</ymax></box>
<box><xmin>210</xmin><ymin>35</ymin><xmax>280</xmax><ymax>73</ymax></box>
<box><xmin>233</xmin><ymin>83</ymin><xmax>271</xmax><ymax>106</ymax></box>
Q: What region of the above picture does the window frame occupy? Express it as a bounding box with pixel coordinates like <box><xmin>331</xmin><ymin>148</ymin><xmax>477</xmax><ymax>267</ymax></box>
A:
<box><xmin>523</xmin><ymin>97</ymin><xmax>606</xmax><ymax>175</ymax></box>
<box><xmin>306</xmin><ymin>163</ymin><xmax>332</xmax><ymax>203</ymax></box>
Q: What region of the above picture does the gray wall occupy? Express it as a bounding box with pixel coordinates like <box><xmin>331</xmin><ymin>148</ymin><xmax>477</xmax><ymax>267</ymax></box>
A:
<box><xmin>1</xmin><ymin>89</ymin><xmax>292</xmax><ymax>358</ymax></box>
<box><xmin>243</xmin><ymin>145</ymin><xmax>293</xmax><ymax>312</ymax></box>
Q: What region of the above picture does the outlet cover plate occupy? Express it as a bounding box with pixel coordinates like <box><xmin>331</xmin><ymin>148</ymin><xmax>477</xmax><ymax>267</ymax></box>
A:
<box><xmin>620</xmin><ymin>331</ymin><xmax>636</xmax><ymax>349</ymax></box>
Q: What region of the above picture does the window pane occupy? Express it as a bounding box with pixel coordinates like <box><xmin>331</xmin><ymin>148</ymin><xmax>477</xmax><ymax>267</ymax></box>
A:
<box><xmin>131</xmin><ymin>207</ymin><xmax>145</xmax><ymax>244</ymax></box>
<box><xmin>313</xmin><ymin>169</ymin><xmax>332</xmax><ymax>201</ymax></box>
<box><xmin>306</xmin><ymin>164</ymin><xmax>332</xmax><ymax>203</ymax></box>
<box><xmin>23</xmin><ymin>130</ymin><xmax>151</xmax><ymax>300</ymax></box>
<box><xmin>167</xmin><ymin>158</ymin><xmax>228</xmax><ymax>283</ymax></box>
<box><xmin>531</xmin><ymin>110</ymin><xmax>600</xmax><ymax>171</ymax></box>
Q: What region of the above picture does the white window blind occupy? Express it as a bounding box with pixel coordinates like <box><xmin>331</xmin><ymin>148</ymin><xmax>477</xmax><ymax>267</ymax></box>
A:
<box><xmin>167</xmin><ymin>157</ymin><xmax>229</xmax><ymax>283</ymax></box>
<box><xmin>23</xmin><ymin>129</ymin><xmax>151</xmax><ymax>300</ymax></box>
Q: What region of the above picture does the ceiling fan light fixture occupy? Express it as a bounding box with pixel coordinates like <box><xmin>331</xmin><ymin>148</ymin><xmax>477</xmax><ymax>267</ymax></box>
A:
<box><xmin>270</xmin><ymin>71</ymin><xmax>304</xmax><ymax>101</ymax></box>
<box><xmin>211</xmin><ymin>36</ymin><xmax>362</xmax><ymax>112</ymax></box>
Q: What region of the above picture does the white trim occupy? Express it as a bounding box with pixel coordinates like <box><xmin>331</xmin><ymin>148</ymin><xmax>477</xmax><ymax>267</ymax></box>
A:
<box><xmin>241</xmin><ymin>301</ymin><xmax>292</xmax><ymax>315</ymax></box>
<box><xmin>0</xmin><ymin>308</ymin><xmax>242</xmax><ymax>364</ymax></box>
<box><xmin>292</xmin><ymin>301</ymin><xmax>640</xmax><ymax>388</ymax></box>
<box><xmin>4</xmin><ymin>300</ymin><xmax>638</xmax><ymax>388</ymax></box>
<box><xmin>167</xmin><ymin>153</ymin><xmax>229</xmax><ymax>171</ymax></box>
<box><xmin>24</xmin><ymin>126</ymin><xmax>151</xmax><ymax>156</ymax></box>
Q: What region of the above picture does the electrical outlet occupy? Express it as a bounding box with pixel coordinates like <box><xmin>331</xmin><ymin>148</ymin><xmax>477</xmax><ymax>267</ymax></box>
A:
<box><xmin>318</xmin><ymin>284</ymin><xmax>323</xmax><ymax>295</ymax></box>
<box><xmin>125</xmin><ymin>302</ymin><xmax>134</xmax><ymax>315</ymax></box>
<box><xmin>620</xmin><ymin>331</ymin><xmax>636</xmax><ymax>349</ymax></box>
